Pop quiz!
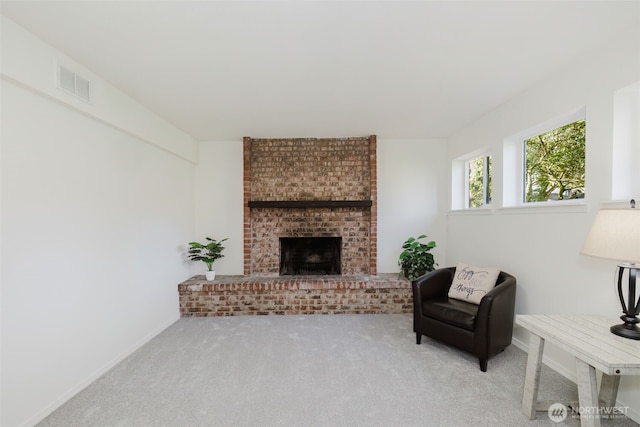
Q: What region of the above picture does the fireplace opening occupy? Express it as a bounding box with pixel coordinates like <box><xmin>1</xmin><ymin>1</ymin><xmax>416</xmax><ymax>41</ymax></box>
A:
<box><xmin>280</xmin><ymin>237</ymin><xmax>342</xmax><ymax>276</ymax></box>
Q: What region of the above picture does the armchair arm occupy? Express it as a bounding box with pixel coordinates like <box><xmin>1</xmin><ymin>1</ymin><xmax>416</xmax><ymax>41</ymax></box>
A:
<box><xmin>475</xmin><ymin>273</ymin><xmax>517</xmax><ymax>353</ymax></box>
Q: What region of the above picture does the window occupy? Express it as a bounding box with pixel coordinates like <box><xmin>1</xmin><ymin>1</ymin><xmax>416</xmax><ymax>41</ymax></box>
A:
<box><xmin>468</xmin><ymin>155</ymin><xmax>492</xmax><ymax>208</ymax></box>
<box><xmin>523</xmin><ymin>120</ymin><xmax>585</xmax><ymax>203</ymax></box>
<box><xmin>451</xmin><ymin>151</ymin><xmax>492</xmax><ymax>210</ymax></box>
<box><xmin>503</xmin><ymin>108</ymin><xmax>586</xmax><ymax>208</ymax></box>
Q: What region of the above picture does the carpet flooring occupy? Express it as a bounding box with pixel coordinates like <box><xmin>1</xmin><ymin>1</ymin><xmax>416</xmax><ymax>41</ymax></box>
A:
<box><xmin>37</xmin><ymin>314</ymin><xmax>639</xmax><ymax>427</ymax></box>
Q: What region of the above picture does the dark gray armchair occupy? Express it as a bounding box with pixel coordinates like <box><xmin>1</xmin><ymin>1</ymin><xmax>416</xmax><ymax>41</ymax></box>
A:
<box><xmin>412</xmin><ymin>267</ymin><xmax>516</xmax><ymax>372</ymax></box>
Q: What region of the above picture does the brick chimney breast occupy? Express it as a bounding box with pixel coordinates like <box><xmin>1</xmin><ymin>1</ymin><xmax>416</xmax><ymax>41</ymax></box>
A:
<box><xmin>243</xmin><ymin>136</ymin><xmax>377</xmax><ymax>276</ymax></box>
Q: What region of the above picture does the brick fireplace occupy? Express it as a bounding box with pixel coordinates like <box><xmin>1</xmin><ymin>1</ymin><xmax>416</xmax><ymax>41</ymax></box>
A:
<box><xmin>178</xmin><ymin>135</ymin><xmax>411</xmax><ymax>317</ymax></box>
<box><xmin>244</xmin><ymin>135</ymin><xmax>377</xmax><ymax>276</ymax></box>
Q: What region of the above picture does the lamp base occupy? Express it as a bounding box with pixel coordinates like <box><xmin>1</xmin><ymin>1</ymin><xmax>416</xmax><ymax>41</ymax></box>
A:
<box><xmin>609</xmin><ymin>265</ymin><xmax>640</xmax><ymax>340</ymax></box>
<box><xmin>610</xmin><ymin>323</ymin><xmax>640</xmax><ymax>340</ymax></box>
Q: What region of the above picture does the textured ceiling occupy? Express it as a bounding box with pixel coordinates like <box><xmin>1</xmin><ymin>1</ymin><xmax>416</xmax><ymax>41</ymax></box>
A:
<box><xmin>2</xmin><ymin>1</ymin><xmax>639</xmax><ymax>141</ymax></box>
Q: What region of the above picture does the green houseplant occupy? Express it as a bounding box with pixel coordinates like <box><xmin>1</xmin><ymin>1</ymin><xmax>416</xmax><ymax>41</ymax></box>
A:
<box><xmin>398</xmin><ymin>234</ymin><xmax>437</xmax><ymax>281</ymax></box>
<box><xmin>188</xmin><ymin>237</ymin><xmax>228</xmax><ymax>280</ymax></box>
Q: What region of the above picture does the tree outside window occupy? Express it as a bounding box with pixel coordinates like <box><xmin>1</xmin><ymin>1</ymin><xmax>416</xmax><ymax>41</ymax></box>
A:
<box><xmin>468</xmin><ymin>156</ymin><xmax>492</xmax><ymax>208</ymax></box>
<box><xmin>524</xmin><ymin>120</ymin><xmax>585</xmax><ymax>202</ymax></box>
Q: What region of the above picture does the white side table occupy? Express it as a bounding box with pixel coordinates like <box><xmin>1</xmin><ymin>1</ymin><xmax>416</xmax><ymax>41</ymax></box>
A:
<box><xmin>516</xmin><ymin>314</ymin><xmax>640</xmax><ymax>427</ymax></box>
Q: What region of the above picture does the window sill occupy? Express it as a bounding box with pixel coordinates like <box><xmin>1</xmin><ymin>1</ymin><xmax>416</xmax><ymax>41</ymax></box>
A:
<box><xmin>449</xmin><ymin>200</ymin><xmax>613</xmax><ymax>216</ymax></box>
<box><xmin>601</xmin><ymin>199</ymin><xmax>636</xmax><ymax>209</ymax></box>
<box><xmin>448</xmin><ymin>207</ymin><xmax>494</xmax><ymax>216</ymax></box>
<box><xmin>497</xmin><ymin>200</ymin><xmax>588</xmax><ymax>215</ymax></box>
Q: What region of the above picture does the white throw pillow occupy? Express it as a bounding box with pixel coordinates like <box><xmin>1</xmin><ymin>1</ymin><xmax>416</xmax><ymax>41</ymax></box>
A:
<box><xmin>448</xmin><ymin>262</ymin><xmax>501</xmax><ymax>305</ymax></box>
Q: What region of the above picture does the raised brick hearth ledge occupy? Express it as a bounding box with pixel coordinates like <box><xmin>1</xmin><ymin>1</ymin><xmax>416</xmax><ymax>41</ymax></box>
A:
<box><xmin>178</xmin><ymin>274</ymin><xmax>412</xmax><ymax>317</ymax></box>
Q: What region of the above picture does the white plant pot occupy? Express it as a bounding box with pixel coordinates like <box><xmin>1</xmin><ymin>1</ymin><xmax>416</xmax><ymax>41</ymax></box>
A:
<box><xmin>205</xmin><ymin>270</ymin><xmax>216</xmax><ymax>281</ymax></box>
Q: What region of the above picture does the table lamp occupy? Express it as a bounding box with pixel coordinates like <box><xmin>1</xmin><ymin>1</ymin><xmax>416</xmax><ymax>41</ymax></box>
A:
<box><xmin>580</xmin><ymin>200</ymin><xmax>640</xmax><ymax>340</ymax></box>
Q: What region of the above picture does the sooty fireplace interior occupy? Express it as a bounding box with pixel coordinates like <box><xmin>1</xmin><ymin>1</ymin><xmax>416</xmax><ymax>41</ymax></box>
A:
<box><xmin>280</xmin><ymin>237</ymin><xmax>342</xmax><ymax>276</ymax></box>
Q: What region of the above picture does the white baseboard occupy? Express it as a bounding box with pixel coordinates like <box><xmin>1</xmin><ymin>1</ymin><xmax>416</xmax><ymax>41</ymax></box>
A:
<box><xmin>22</xmin><ymin>316</ymin><xmax>179</xmax><ymax>427</ymax></box>
<box><xmin>512</xmin><ymin>336</ymin><xmax>640</xmax><ymax>424</ymax></box>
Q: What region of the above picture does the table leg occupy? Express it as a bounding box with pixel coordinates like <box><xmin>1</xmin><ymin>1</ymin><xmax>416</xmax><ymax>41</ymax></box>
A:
<box><xmin>522</xmin><ymin>333</ymin><xmax>545</xmax><ymax>419</ymax></box>
<box><xmin>599</xmin><ymin>374</ymin><xmax>621</xmax><ymax>409</ymax></box>
<box><xmin>575</xmin><ymin>358</ymin><xmax>600</xmax><ymax>427</ymax></box>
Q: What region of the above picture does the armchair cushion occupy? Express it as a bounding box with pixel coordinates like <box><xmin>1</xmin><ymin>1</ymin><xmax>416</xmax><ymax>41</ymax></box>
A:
<box><xmin>448</xmin><ymin>262</ymin><xmax>501</xmax><ymax>304</ymax></box>
<box><xmin>421</xmin><ymin>297</ymin><xmax>478</xmax><ymax>331</ymax></box>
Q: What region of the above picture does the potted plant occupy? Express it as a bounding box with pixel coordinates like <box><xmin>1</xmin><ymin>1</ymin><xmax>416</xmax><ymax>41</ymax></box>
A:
<box><xmin>188</xmin><ymin>237</ymin><xmax>228</xmax><ymax>280</ymax></box>
<box><xmin>398</xmin><ymin>234</ymin><xmax>437</xmax><ymax>281</ymax></box>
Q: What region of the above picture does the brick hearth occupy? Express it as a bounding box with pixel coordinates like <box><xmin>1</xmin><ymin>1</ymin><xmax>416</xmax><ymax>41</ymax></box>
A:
<box><xmin>178</xmin><ymin>274</ymin><xmax>411</xmax><ymax>317</ymax></box>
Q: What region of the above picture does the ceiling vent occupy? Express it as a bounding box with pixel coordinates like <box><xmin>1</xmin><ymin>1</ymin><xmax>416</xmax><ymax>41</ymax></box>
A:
<box><xmin>57</xmin><ymin>65</ymin><xmax>91</xmax><ymax>103</ymax></box>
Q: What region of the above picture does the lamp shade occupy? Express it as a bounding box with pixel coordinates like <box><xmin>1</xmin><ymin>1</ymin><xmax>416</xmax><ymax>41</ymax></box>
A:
<box><xmin>580</xmin><ymin>208</ymin><xmax>640</xmax><ymax>264</ymax></box>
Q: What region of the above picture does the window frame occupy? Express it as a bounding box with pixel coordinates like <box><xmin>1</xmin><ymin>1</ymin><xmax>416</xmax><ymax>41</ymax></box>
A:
<box><xmin>451</xmin><ymin>150</ymin><xmax>493</xmax><ymax>211</ymax></box>
<box><xmin>503</xmin><ymin>108</ymin><xmax>586</xmax><ymax>209</ymax></box>
<box><xmin>467</xmin><ymin>155</ymin><xmax>492</xmax><ymax>209</ymax></box>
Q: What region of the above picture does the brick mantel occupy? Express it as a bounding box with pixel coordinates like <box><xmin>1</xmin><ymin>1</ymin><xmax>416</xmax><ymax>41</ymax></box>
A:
<box><xmin>243</xmin><ymin>136</ymin><xmax>378</xmax><ymax>276</ymax></box>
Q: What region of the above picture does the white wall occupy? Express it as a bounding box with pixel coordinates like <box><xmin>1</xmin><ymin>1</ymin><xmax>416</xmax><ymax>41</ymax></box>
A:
<box><xmin>446</xmin><ymin>25</ymin><xmax>640</xmax><ymax>422</ymax></box>
<box><xmin>612</xmin><ymin>81</ymin><xmax>640</xmax><ymax>200</ymax></box>
<box><xmin>0</xmin><ymin>16</ymin><xmax>198</xmax><ymax>164</ymax></box>
<box><xmin>193</xmin><ymin>141</ymin><xmax>244</xmax><ymax>275</ymax></box>
<box><xmin>194</xmin><ymin>138</ymin><xmax>449</xmax><ymax>275</ymax></box>
<box><xmin>1</xmin><ymin>17</ymin><xmax>197</xmax><ymax>427</ymax></box>
<box><xmin>377</xmin><ymin>139</ymin><xmax>448</xmax><ymax>272</ymax></box>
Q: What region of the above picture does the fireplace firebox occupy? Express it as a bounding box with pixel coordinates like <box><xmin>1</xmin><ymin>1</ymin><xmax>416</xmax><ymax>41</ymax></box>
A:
<box><xmin>280</xmin><ymin>237</ymin><xmax>341</xmax><ymax>276</ymax></box>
